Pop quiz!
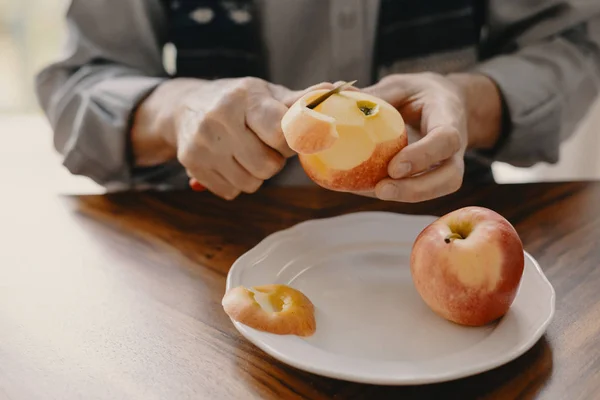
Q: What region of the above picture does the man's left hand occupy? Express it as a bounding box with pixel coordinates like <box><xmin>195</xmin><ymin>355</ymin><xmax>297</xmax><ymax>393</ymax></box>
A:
<box><xmin>362</xmin><ymin>72</ymin><xmax>502</xmax><ymax>203</ymax></box>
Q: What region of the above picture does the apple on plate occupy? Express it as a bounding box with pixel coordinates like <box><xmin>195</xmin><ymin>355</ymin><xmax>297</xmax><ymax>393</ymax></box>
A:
<box><xmin>410</xmin><ymin>206</ymin><xmax>525</xmax><ymax>327</ymax></box>
<box><xmin>281</xmin><ymin>88</ymin><xmax>407</xmax><ymax>192</ymax></box>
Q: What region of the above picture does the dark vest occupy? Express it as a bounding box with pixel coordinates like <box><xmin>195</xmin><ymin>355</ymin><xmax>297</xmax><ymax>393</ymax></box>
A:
<box><xmin>162</xmin><ymin>0</ymin><xmax>495</xmax><ymax>183</ymax></box>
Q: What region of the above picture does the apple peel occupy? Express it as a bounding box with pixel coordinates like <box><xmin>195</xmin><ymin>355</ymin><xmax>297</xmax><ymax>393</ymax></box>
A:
<box><xmin>281</xmin><ymin>90</ymin><xmax>339</xmax><ymax>154</ymax></box>
<box><xmin>222</xmin><ymin>284</ymin><xmax>316</xmax><ymax>337</ymax></box>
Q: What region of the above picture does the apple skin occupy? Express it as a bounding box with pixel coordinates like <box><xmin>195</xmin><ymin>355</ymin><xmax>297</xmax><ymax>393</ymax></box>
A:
<box><xmin>410</xmin><ymin>206</ymin><xmax>525</xmax><ymax>327</ymax></box>
<box><xmin>298</xmin><ymin>137</ymin><xmax>407</xmax><ymax>192</ymax></box>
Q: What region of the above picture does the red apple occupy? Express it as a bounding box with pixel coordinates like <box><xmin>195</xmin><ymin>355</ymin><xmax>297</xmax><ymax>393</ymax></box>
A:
<box><xmin>410</xmin><ymin>206</ymin><xmax>525</xmax><ymax>326</ymax></box>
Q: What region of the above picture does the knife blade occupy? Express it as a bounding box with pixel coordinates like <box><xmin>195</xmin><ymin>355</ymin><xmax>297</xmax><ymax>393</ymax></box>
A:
<box><xmin>305</xmin><ymin>80</ymin><xmax>357</xmax><ymax>110</ymax></box>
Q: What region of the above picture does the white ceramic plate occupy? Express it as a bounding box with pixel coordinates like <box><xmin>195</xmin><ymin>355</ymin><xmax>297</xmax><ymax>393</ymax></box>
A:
<box><xmin>226</xmin><ymin>212</ymin><xmax>555</xmax><ymax>385</ymax></box>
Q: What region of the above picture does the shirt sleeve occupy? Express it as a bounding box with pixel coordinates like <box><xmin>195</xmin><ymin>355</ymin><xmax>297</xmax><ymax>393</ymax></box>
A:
<box><xmin>35</xmin><ymin>0</ymin><xmax>182</xmax><ymax>189</ymax></box>
<box><xmin>472</xmin><ymin>15</ymin><xmax>600</xmax><ymax>167</ymax></box>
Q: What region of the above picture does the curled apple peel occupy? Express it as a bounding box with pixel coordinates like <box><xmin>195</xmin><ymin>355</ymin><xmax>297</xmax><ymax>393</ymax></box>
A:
<box><xmin>222</xmin><ymin>284</ymin><xmax>316</xmax><ymax>336</ymax></box>
<box><xmin>281</xmin><ymin>92</ymin><xmax>339</xmax><ymax>155</ymax></box>
<box><xmin>281</xmin><ymin>89</ymin><xmax>407</xmax><ymax>192</ymax></box>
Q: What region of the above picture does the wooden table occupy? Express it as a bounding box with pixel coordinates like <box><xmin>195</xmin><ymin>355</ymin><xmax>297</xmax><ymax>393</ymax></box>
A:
<box><xmin>2</xmin><ymin>182</ymin><xmax>599</xmax><ymax>399</ymax></box>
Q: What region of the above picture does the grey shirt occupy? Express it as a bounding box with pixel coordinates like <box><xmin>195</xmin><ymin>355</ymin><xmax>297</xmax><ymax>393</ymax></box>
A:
<box><xmin>35</xmin><ymin>0</ymin><xmax>600</xmax><ymax>190</ymax></box>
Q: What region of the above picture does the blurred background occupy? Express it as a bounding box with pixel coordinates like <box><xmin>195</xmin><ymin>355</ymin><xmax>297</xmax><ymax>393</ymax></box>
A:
<box><xmin>0</xmin><ymin>0</ymin><xmax>102</xmax><ymax>194</ymax></box>
<box><xmin>1</xmin><ymin>0</ymin><xmax>599</xmax><ymax>196</ymax></box>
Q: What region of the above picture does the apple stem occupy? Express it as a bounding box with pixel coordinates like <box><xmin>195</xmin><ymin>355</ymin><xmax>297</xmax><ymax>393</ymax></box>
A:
<box><xmin>444</xmin><ymin>233</ymin><xmax>463</xmax><ymax>243</ymax></box>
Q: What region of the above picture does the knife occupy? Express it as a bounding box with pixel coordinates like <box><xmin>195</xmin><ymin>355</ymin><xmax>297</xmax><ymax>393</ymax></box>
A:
<box><xmin>305</xmin><ymin>80</ymin><xmax>357</xmax><ymax>110</ymax></box>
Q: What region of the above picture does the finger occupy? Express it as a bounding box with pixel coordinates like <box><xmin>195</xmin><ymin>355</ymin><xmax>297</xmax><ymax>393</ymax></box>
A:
<box><xmin>219</xmin><ymin>156</ymin><xmax>263</xmax><ymax>194</ymax></box>
<box><xmin>362</xmin><ymin>75</ymin><xmax>420</xmax><ymax>107</ymax></box>
<box><xmin>388</xmin><ymin>125</ymin><xmax>462</xmax><ymax>179</ymax></box>
<box><xmin>187</xmin><ymin>167</ymin><xmax>241</xmax><ymax>201</ymax></box>
<box><xmin>375</xmin><ymin>155</ymin><xmax>464</xmax><ymax>203</ymax></box>
<box><xmin>246</xmin><ymin>84</ymin><xmax>295</xmax><ymax>157</ymax></box>
<box><xmin>235</xmin><ymin>127</ymin><xmax>286</xmax><ymax>180</ymax></box>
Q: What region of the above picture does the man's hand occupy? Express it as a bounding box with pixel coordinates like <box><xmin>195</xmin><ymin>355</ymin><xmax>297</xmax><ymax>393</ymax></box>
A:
<box><xmin>362</xmin><ymin>72</ymin><xmax>502</xmax><ymax>202</ymax></box>
<box><xmin>132</xmin><ymin>77</ymin><xmax>332</xmax><ymax>200</ymax></box>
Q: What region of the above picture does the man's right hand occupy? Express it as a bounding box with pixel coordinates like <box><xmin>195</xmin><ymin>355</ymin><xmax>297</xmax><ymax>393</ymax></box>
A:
<box><xmin>132</xmin><ymin>77</ymin><xmax>332</xmax><ymax>200</ymax></box>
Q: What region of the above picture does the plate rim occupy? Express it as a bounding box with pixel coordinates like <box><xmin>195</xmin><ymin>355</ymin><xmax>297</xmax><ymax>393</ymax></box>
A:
<box><xmin>226</xmin><ymin>211</ymin><xmax>556</xmax><ymax>385</ymax></box>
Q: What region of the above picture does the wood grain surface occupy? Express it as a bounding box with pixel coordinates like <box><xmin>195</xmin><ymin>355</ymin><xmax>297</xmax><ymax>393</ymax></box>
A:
<box><xmin>1</xmin><ymin>182</ymin><xmax>599</xmax><ymax>400</ymax></box>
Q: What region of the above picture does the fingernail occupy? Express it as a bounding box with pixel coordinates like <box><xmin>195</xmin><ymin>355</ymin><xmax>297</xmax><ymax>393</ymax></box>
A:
<box><xmin>392</xmin><ymin>162</ymin><xmax>411</xmax><ymax>178</ymax></box>
<box><xmin>378</xmin><ymin>184</ymin><xmax>396</xmax><ymax>200</ymax></box>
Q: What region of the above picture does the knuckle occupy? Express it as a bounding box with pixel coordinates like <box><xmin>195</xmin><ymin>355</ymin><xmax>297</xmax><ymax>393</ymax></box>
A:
<box><xmin>251</xmin><ymin>168</ymin><xmax>268</xmax><ymax>181</ymax></box>
<box><xmin>271</xmin><ymin>156</ymin><xmax>286</xmax><ymax>170</ymax></box>
<box><xmin>248</xmin><ymin>91</ymin><xmax>278</xmax><ymax>115</ymax></box>
<box><xmin>224</xmin><ymin>193</ymin><xmax>239</xmax><ymax>201</ymax></box>
<box><xmin>257</xmin><ymin>158</ymin><xmax>284</xmax><ymax>179</ymax></box>
<box><xmin>232</xmin><ymin>172</ymin><xmax>260</xmax><ymax>193</ymax></box>
<box><xmin>264</xmin><ymin>97</ymin><xmax>286</xmax><ymax>116</ymax></box>
<box><xmin>196</xmin><ymin>127</ymin><xmax>220</xmax><ymax>148</ymax></box>
<box><xmin>219</xmin><ymin>188</ymin><xmax>241</xmax><ymax>201</ymax></box>
<box><xmin>430</xmin><ymin>81</ymin><xmax>448</xmax><ymax>93</ymax></box>
<box><xmin>224</xmin><ymin>84</ymin><xmax>247</xmax><ymax>100</ymax></box>
<box><xmin>255</xmin><ymin>167</ymin><xmax>274</xmax><ymax>181</ymax></box>
<box><xmin>177</xmin><ymin>147</ymin><xmax>196</xmax><ymax>167</ymax></box>
<box><xmin>243</xmin><ymin>179</ymin><xmax>263</xmax><ymax>194</ymax></box>
<box><xmin>379</xmin><ymin>74</ymin><xmax>401</xmax><ymax>87</ymax></box>
<box><xmin>197</xmin><ymin>117</ymin><xmax>227</xmax><ymax>147</ymax></box>
<box><xmin>238</xmin><ymin>77</ymin><xmax>261</xmax><ymax>90</ymax></box>
<box><xmin>202</xmin><ymin>108</ymin><xmax>223</xmax><ymax>125</ymax></box>
<box><xmin>422</xmin><ymin>71</ymin><xmax>443</xmax><ymax>83</ymax></box>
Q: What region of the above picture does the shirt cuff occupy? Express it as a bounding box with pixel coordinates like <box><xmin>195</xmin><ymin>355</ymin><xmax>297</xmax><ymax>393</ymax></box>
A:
<box><xmin>472</xmin><ymin>55</ymin><xmax>562</xmax><ymax>167</ymax></box>
<box><xmin>62</xmin><ymin>75</ymin><xmax>170</xmax><ymax>188</ymax></box>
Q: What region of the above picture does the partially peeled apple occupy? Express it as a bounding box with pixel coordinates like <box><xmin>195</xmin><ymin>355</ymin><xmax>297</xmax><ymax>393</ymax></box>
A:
<box><xmin>410</xmin><ymin>207</ymin><xmax>525</xmax><ymax>327</ymax></box>
<box><xmin>281</xmin><ymin>89</ymin><xmax>407</xmax><ymax>192</ymax></box>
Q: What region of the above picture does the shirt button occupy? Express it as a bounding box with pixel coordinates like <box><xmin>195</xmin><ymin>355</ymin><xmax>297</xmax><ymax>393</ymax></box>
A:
<box><xmin>337</xmin><ymin>9</ymin><xmax>357</xmax><ymax>29</ymax></box>
<box><xmin>190</xmin><ymin>8</ymin><xmax>214</xmax><ymax>24</ymax></box>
